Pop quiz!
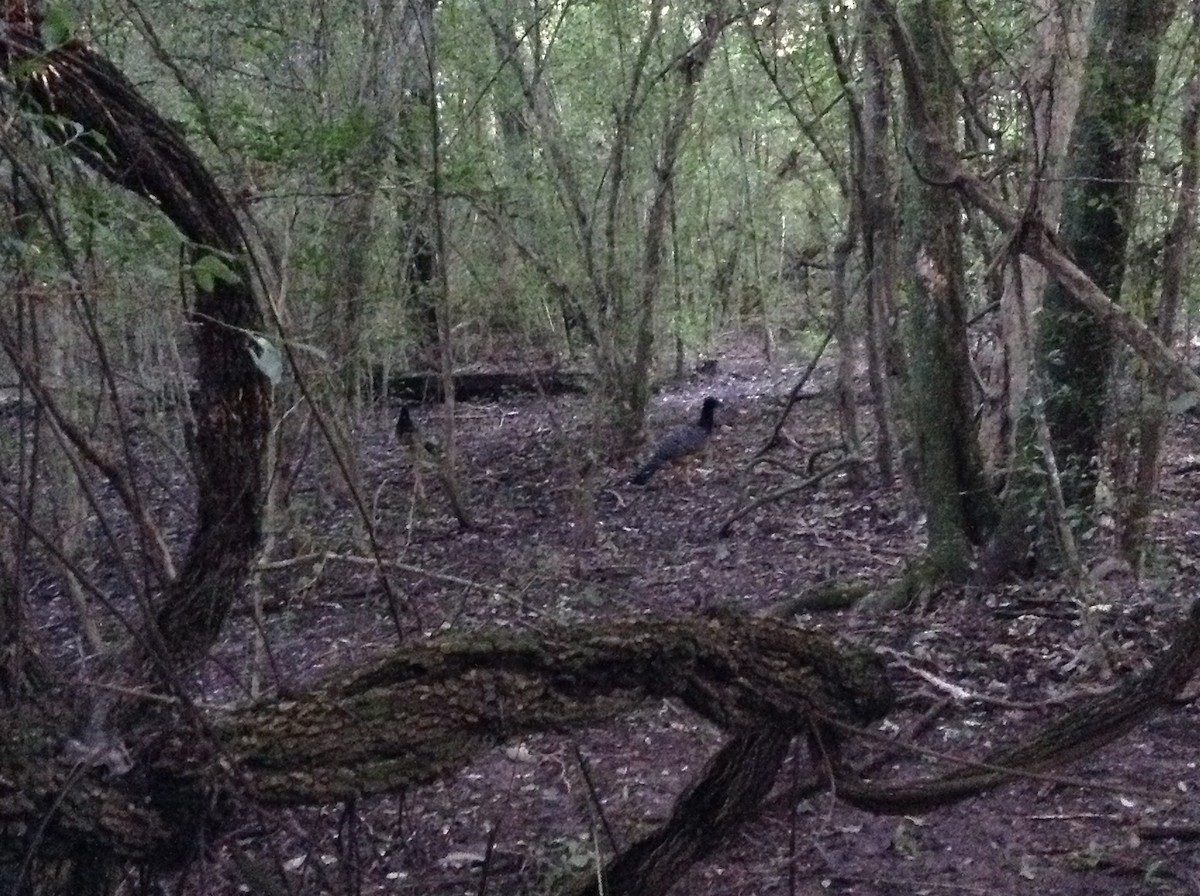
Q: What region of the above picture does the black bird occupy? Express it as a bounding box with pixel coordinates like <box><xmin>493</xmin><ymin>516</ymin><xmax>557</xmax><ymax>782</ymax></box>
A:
<box><xmin>395</xmin><ymin>406</ymin><xmax>474</xmax><ymax>527</ymax></box>
<box><xmin>395</xmin><ymin>406</ymin><xmax>439</xmax><ymax>459</ymax></box>
<box><xmin>630</xmin><ymin>396</ymin><xmax>721</xmax><ymax>485</ymax></box>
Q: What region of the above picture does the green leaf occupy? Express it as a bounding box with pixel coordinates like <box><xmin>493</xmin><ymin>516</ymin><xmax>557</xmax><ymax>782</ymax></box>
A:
<box><xmin>190</xmin><ymin>253</ymin><xmax>241</xmax><ymax>292</ymax></box>
<box><xmin>42</xmin><ymin>1</ymin><xmax>75</xmax><ymax>48</ymax></box>
<box><xmin>248</xmin><ymin>335</ymin><xmax>283</xmax><ymax>384</ymax></box>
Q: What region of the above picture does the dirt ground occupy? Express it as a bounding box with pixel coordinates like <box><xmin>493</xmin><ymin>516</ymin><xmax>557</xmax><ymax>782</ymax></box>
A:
<box><xmin>35</xmin><ymin>352</ymin><xmax>1200</xmax><ymax>894</ymax></box>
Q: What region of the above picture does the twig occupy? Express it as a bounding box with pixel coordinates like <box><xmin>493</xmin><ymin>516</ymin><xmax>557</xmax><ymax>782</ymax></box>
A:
<box><xmin>257</xmin><ymin>550</ymin><xmax>499</xmax><ymax>594</ymax></box>
<box><xmin>883</xmin><ymin>649</ymin><xmax>1112</xmax><ymax>710</ymax></box>
<box><xmin>719</xmin><ymin>455</ymin><xmax>860</xmax><ymax>537</ymax></box>
<box><xmin>755</xmin><ymin>326</ymin><xmax>835</xmax><ymax>459</ymax></box>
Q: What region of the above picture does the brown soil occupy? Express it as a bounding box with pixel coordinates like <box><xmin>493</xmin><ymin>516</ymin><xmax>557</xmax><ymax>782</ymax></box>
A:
<box><xmin>50</xmin><ymin>354</ymin><xmax>1200</xmax><ymax>894</ymax></box>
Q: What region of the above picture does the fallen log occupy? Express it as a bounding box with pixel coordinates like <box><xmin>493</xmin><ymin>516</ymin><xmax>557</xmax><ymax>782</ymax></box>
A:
<box><xmin>375</xmin><ymin>367</ymin><xmax>592</xmax><ymax>403</ymax></box>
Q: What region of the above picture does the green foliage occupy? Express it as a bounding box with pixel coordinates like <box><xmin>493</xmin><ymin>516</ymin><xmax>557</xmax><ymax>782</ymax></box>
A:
<box><xmin>23</xmin><ymin>0</ymin><xmax>893</xmax><ymax>418</ymax></box>
<box><xmin>41</xmin><ymin>1</ymin><xmax>76</xmax><ymax>49</ymax></box>
<box><xmin>670</xmin><ymin>302</ymin><xmax>712</xmax><ymax>351</ymax></box>
<box><xmin>188</xmin><ymin>251</ymin><xmax>241</xmax><ymax>292</ymax></box>
<box><xmin>211</xmin><ymin>96</ymin><xmax>378</xmax><ymax>176</ymax></box>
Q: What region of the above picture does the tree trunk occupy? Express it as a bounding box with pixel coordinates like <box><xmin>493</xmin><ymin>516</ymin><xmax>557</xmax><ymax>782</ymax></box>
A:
<box><xmin>387</xmin><ymin>0</ymin><xmax>441</xmax><ymax>363</ymax></box>
<box><xmin>879</xmin><ymin>0</ymin><xmax>1198</xmax><ymax>579</ymax></box>
<box><xmin>595</xmin><ymin>12</ymin><xmax>724</xmax><ymax>447</ymax></box>
<box><xmin>977</xmin><ymin>0</ymin><xmax>1094</xmax><ymax>580</ymax></box>
<box><xmin>896</xmin><ymin>0</ymin><xmax>997</xmax><ymax>577</ymax></box>
<box><xmin>1120</xmin><ymin>65</ymin><xmax>1200</xmax><ymax>567</ymax></box>
<box><xmin>487</xmin><ymin>0</ymin><xmax>592</xmax><ymax>350</ymax></box>
<box><xmin>861</xmin><ymin>1</ymin><xmax>901</xmax><ymax>484</ymax></box>
<box><xmin>979</xmin><ymin>0</ymin><xmax>1093</xmax><ymax>480</ymax></box>
<box><xmin>1041</xmin><ymin>0</ymin><xmax>1177</xmax><ymax>510</ymax></box>
<box><xmin>830</xmin><ymin>221</ymin><xmax>864</xmax><ymax>481</ymax></box>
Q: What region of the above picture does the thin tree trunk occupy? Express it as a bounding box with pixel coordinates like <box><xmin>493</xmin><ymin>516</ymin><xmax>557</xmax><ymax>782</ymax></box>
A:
<box><xmin>484</xmin><ymin>4</ymin><xmax>725</xmax><ymax>447</ymax></box>
<box><xmin>977</xmin><ymin>0</ymin><xmax>1094</xmax><ymax>579</ymax></box>
<box><xmin>390</xmin><ymin>0</ymin><xmax>441</xmax><ymax>364</ymax></box>
<box><xmin>980</xmin><ymin>0</ymin><xmax>1093</xmax><ymax>479</ymax></box>
<box><xmin>830</xmin><ymin>221</ymin><xmax>864</xmax><ymax>480</ymax></box>
<box><xmin>897</xmin><ymin>0</ymin><xmax>997</xmax><ymax>577</ymax></box>
<box><xmin>626</xmin><ymin>15</ymin><xmax>723</xmax><ymax>434</ymax></box>
<box><xmin>861</xmin><ymin>1</ymin><xmax>900</xmax><ymax>483</ymax></box>
<box><xmin>1121</xmin><ymin>52</ymin><xmax>1200</xmax><ymax>567</ymax></box>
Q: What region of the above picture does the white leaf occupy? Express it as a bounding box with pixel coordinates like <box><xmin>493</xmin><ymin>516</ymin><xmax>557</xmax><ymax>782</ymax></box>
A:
<box><xmin>248</xmin><ymin>335</ymin><xmax>283</xmax><ymax>384</ymax></box>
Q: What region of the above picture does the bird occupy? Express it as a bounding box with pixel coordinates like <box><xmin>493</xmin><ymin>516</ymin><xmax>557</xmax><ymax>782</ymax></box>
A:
<box><xmin>630</xmin><ymin>396</ymin><xmax>721</xmax><ymax>485</ymax></box>
<box><xmin>395</xmin><ymin>406</ymin><xmax>439</xmax><ymax>460</ymax></box>
<box><xmin>394</xmin><ymin>405</ymin><xmax>474</xmax><ymax>529</ymax></box>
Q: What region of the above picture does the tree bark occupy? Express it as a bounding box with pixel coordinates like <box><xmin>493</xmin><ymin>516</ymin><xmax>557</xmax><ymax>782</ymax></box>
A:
<box><xmin>1120</xmin><ymin>20</ymin><xmax>1200</xmax><ymax>567</ymax></box>
<box><xmin>979</xmin><ymin>0</ymin><xmax>1093</xmax><ymax>480</ymax></box>
<box><xmin>897</xmin><ymin>0</ymin><xmax>997</xmax><ymax>576</ymax></box>
<box><xmin>0</xmin><ymin>6</ymin><xmax>272</xmax><ymax>673</ymax></box>
<box><xmin>861</xmin><ymin>0</ymin><xmax>901</xmax><ymax>484</ymax></box>
<box><xmin>876</xmin><ymin>0</ymin><xmax>1200</xmax><ymax>570</ymax></box>
<box><xmin>0</xmin><ymin>614</ymin><xmax>892</xmax><ymax>890</ymax></box>
<box><xmin>1040</xmin><ymin>0</ymin><xmax>1177</xmax><ymax>510</ymax></box>
<box><xmin>573</xmin><ymin>730</ymin><xmax>792</xmax><ymax>896</ymax></box>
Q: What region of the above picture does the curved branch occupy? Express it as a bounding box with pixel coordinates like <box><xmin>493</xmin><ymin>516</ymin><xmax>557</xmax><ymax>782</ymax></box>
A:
<box><xmin>0</xmin><ymin>18</ymin><xmax>272</xmax><ymax>670</ymax></box>
<box><xmin>0</xmin><ymin>614</ymin><xmax>892</xmax><ymax>870</ymax></box>
<box><xmin>834</xmin><ymin>599</ymin><xmax>1200</xmax><ymax>814</ymax></box>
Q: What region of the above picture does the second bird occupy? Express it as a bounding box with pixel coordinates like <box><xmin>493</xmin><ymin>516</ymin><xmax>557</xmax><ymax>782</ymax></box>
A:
<box><xmin>630</xmin><ymin>396</ymin><xmax>721</xmax><ymax>485</ymax></box>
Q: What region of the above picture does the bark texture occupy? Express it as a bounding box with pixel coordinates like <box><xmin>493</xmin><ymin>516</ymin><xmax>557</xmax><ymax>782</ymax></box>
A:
<box><xmin>1040</xmin><ymin>0</ymin><xmax>1177</xmax><ymax>509</ymax></box>
<box><xmin>898</xmin><ymin>0</ymin><xmax>996</xmax><ymax>576</ymax></box>
<box><xmin>0</xmin><ymin>614</ymin><xmax>893</xmax><ymax>891</ymax></box>
<box><xmin>0</xmin><ymin>6</ymin><xmax>272</xmax><ymax>672</ymax></box>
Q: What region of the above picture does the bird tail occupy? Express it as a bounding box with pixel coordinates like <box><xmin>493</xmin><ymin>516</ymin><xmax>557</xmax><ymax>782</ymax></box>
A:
<box><xmin>630</xmin><ymin>458</ymin><xmax>660</xmax><ymax>485</ymax></box>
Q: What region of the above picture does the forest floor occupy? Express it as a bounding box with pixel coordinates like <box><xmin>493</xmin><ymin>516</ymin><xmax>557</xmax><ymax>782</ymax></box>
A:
<box><xmin>52</xmin><ymin>349</ymin><xmax>1200</xmax><ymax>894</ymax></box>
